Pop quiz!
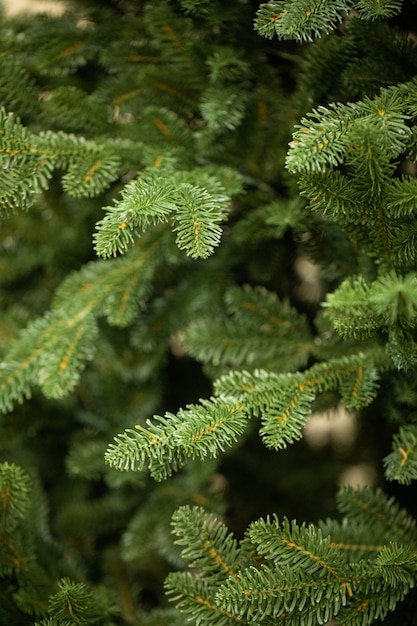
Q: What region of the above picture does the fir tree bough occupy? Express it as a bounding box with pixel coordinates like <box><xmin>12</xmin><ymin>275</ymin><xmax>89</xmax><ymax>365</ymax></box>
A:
<box><xmin>2</xmin><ymin>0</ymin><xmax>417</xmax><ymax>624</ymax></box>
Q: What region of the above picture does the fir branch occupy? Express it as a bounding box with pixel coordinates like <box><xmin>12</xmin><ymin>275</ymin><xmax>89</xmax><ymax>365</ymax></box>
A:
<box><xmin>61</xmin><ymin>151</ymin><xmax>121</xmax><ymax>198</ymax></box>
<box><xmin>165</xmin><ymin>571</ymin><xmax>244</xmax><ymax>625</ymax></box>
<box><xmin>93</xmin><ymin>176</ymin><xmax>177</xmax><ymax>258</ymax></box>
<box><xmin>298</xmin><ymin>169</ymin><xmax>362</xmax><ymax>220</ymax></box>
<box><xmin>105</xmin><ymin>397</ymin><xmax>247</xmax><ymax>481</ymax></box>
<box><xmin>128</xmin><ymin>607</ymin><xmax>186</xmax><ymax>626</ymax></box>
<box><xmin>386</xmin><ymin>327</ymin><xmax>417</xmax><ymax>369</ymax></box>
<box><xmin>0</xmin><ymin>57</ymin><xmax>40</xmax><ymax>118</ymax></box>
<box><xmin>286</xmin><ymin>87</ymin><xmax>410</xmax><ymax>175</ymax></box>
<box><xmin>172</xmin><ymin>398</ymin><xmax>247</xmax><ymax>458</ymax></box>
<box><xmin>200</xmin><ymin>85</ymin><xmax>249</xmax><ymax>132</ymax></box>
<box><xmin>0</xmin><ymin>236</ymin><xmax>160</xmax><ymax>411</ymax></box>
<box><xmin>325</xmin><ymin>272</ymin><xmax>417</xmax><ymax>362</ymax></box>
<box><xmin>2</xmin><ymin>2</ymin><xmax>417</xmax><ymax>624</ymax></box>
<box><xmin>37</xmin><ymin>311</ymin><xmax>99</xmax><ymax>399</ymax></box>
<box><xmin>105</xmin><ymin>417</ymin><xmax>183</xmax><ymax>480</ymax></box>
<box><xmin>182</xmin><ymin>284</ymin><xmax>314</xmax><ymax>372</ymax></box>
<box><xmin>370</xmin><ymin>272</ymin><xmax>417</xmax><ymax>327</ymax></box>
<box><xmin>336</xmin><ymin>562</ymin><xmax>414</xmax><ymax>626</ymax></box>
<box><xmin>384</xmin><ymin>425</ymin><xmax>417</xmax><ymax>485</ymax></box>
<box><xmin>248</xmin><ymin>515</ymin><xmax>349</xmax><ymax>576</ymax></box>
<box><xmin>392</xmin><ymin>221</ymin><xmax>417</xmax><ymax>272</ymax></box>
<box><xmin>213</xmin><ymin>516</ymin><xmax>417</xmax><ymax>625</ymax></box>
<box><xmin>131</xmin><ymin>106</ymin><xmax>195</xmax><ymax>159</ymax></box>
<box><xmin>171</xmin><ymin>506</ymin><xmax>242</xmax><ymax>583</ymax></box>
<box><xmin>47</xmin><ymin>577</ymin><xmax>106</xmax><ymax>625</ymax></box>
<box><xmin>0</xmin><ymin>109</ymin><xmax>55</xmax><ymax>215</ymax></box>
<box><xmin>34</xmin><ymin>617</ymin><xmax>73</xmax><ymax>626</ymax></box>
<box><xmin>0</xmin><ymin>109</ymin><xmax>122</xmax><ymax>215</ymax></box>
<box><xmin>121</xmin><ymin>491</ymin><xmax>181</xmax><ymax>565</ymax></box>
<box><xmin>376</xmin><ymin>542</ymin><xmax>417</xmax><ymax>587</ymax></box>
<box><xmin>320</xmin><ymin>518</ymin><xmax>385</xmax><ymax>560</ymax></box>
<box><xmin>206</xmin><ymin>48</ymin><xmax>251</xmax><ymax>85</ymax></box>
<box><xmin>255</xmin><ymin>0</ymin><xmax>350</xmax><ymax>42</ymax></box>
<box><xmin>323</xmin><ymin>275</ymin><xmax>380</xmax><ymax>339</ymax></box>
<box><xmin>344</xmin><ymin>118</ymin><xmax>398</xmax><ymax>194</ymax></box>
<box><xmin>386</xmin><ymin>176</ymin><xmax>417</xmax><ymax>219</ymax></box>
<box><xmin>172</xmin><ymin>183</ymin><xmax>227</xmax><ymax>258</ymax></box>
<box><xmin>337</xmin><ymin>486</ymin><xmax>417</xmax><ymax>547</ymax></box>
<box><xmin>216</xmin><ymin>564</ymin><xmax>350</xmax><ymax>624</ymax></box>
<box><xmin>355</xmin><ymin>0</ymin><xmax>403</xmax><ymax>20</ymax></box>
<box><xmin>94</xmin><ymin>169</ymin><xmax>232</xmax><ymax>259</ymax></box>
<box><xmin>40</xmin><ymin>86</ymin><xmax>112</xmax><ymax>134</ymax></box>
<box><xmin>0</xmin><ymin>462</ymin><xmax>31</xmax><ymax>533</ymax></box>
<box><xmin>224</xmin><ymin>284</ymin><xmax>309</xmax><ymax>332</ymax></box>
<box><xmin>24</xmin><ymin>16</ymin><xmax>96</xmax><ymax>76</ymax></box>
<box><xmin>287</xmin><ymin>103</ymin><xmax>349</xmax><ymax>173</ymax></box>
<box><xmin>214</xmin><ymin>352</ymin><xmax>380</xmax><ymax>449</ymax></box>
<box><xmin>259</xmin><ymin>381</ymin><xmax>316</xmax><ymax>449</ymax></box>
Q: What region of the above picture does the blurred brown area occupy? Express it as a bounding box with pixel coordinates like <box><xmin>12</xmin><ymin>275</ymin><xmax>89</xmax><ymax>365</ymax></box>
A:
<box><xmin>3</xmin><ymin>0</ymin><xmax>64</xmax><ymax>15</ymax></box>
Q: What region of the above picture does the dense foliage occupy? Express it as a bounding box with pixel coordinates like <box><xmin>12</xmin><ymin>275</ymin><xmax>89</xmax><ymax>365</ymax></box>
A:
<box><xmin>2</xmin><ymin>0</ymin><xmax>417</xmax><ymax>624</ymax></box>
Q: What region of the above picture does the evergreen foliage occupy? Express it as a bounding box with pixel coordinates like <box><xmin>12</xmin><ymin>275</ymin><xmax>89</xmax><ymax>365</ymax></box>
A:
<box><xmin>2</xmin><ymin>0</ymin><xmax>417</xmax><ymax>624</ymax></box>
